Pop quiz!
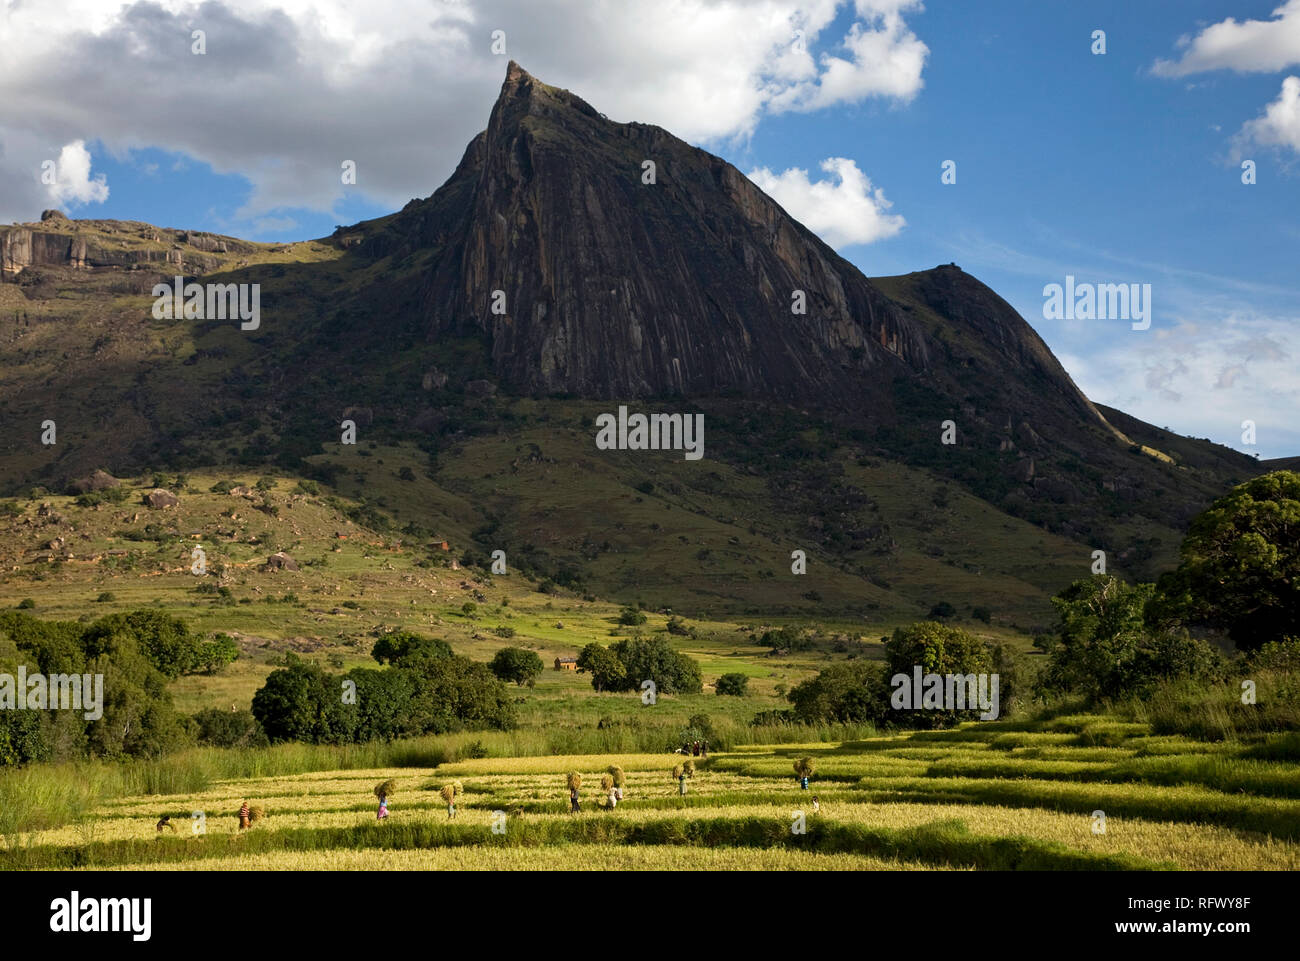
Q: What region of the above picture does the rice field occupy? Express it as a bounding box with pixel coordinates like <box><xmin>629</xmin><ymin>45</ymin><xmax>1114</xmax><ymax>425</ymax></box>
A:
<box><xmin>3</xmin><ymin>716</ymin><xmax>1296</xmax><ymax>871</ymax></box>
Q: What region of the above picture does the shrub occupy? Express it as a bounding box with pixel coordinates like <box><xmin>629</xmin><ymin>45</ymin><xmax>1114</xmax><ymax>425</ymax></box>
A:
<box><xmin>715</xmin><ymin>673</ymin><xmax>749</xmax><ymax>696</ymax></box>
<box><xmin>617</xmin><ymin>606</ymin><xmax>647</xmax><ymax>626</ymax></box>
<box><xmin>194</xmin><ymin>709</ymin><xmax>267</xmax><ymax>749</ymax></box>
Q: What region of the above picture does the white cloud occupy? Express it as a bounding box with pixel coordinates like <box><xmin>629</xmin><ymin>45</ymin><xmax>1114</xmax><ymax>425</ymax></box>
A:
<box><xmin>1153</xmin><ymin>0</ymin><xmax>1300</xmax><ymax>76</ymax></box>
<box><xmin>748</xmin><ymin>157</ymin><xmax>904</xmax><ymax>248</ymax></box>
<box><xmin>1064</xmin><ymin>313</ymin><xmax>1300</xmax><ymax>459</ymax></box>
<box><xmin>45</xmin><ymin>140</ymin><xmax>110</xmax><ymax>207</ymax></box>
<box><xmin>1235</xmin><ymin>75</ymin><xmax>1300</xmax><ymax>155</ymax></box>
<box><xmin>0</xmin><ymin>0</ymin><xmax>928</xmax><ymax>225</ymax></box>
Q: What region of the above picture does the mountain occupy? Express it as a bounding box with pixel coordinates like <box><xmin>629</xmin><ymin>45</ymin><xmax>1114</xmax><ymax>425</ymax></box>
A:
<box><xmin>0</xmin><ymin>62</ymin><xmax>1272</xmax><ymax>624</ymax></box>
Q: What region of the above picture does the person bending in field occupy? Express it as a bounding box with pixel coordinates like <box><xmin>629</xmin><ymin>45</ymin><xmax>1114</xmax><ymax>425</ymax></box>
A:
<box><xmin>238</xmin><ymin>800</ymin><xmax>251</xmax><ymax>831</ymax></box>
<box><xmin>156</xmin><ymin>815</ymin><xmax>176</xmax><ymax>833</ymax></box>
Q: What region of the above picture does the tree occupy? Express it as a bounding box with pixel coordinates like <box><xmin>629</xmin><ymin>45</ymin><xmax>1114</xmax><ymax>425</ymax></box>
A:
<box><xmin>576</xmin><ymin>642</ymin><xmax>625</xmax><ymax>692</ymax></box>
<box><xmin>195</xmin><ymin>633</ymin><xmax>239</xmax><ymax>675</ymax></box>
<box><xmin>371</xmin><ymin>631</ymin><xmax>453</xmax><ymax>666</ymax></box>
<box><xmin>788</xmin><ymin>661</ymin><xmax>889</xmax><ymax>724</ymax></box>
<box><xmin>617</xmin><ymin>605</ymin><xmax>647</xmax><ymax>626</ymax></box>
<box><xmin>251</xmin><ymin>655</ymin><xmax>350</xmax><ymax>744</ymax></box>
<box><xmin>1151</xmin><ymin>471</ymin><xmax>1300</xmax><ymax>650</ymax></box>
<box><xmin>715</xmin><ymin>672</ymin><xmax>749</xmax><ymax>696</ymax></box>
<box><xmin>489</xmin><ymin>647</ymin><xmax>544</xmax><ymax>686</ymax></box>
<box><xmin>1040</xmin><ymin>576</ymin><xmax>1221</xmax><ymax>701</ymax></box>
<box><xmin>194</xmin><ymin>708</ymin><xmax>267</xmax><ymax>749</ymax></box>
<box><xmin>609</xmin><ymin>637</ymin><xmax>702</xmax><ymax>694</ymax></box>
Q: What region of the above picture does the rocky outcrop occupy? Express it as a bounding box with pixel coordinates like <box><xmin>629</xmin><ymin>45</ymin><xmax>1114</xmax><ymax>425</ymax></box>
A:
<box><xmin>375</xmin><ymin>61</ymin><xmax>925</xmax><ymax>402</ymax></box>
<box><xmin>142</xmin><ymin>489</ymin><xmax>179</xmax><ymax>509</ymax></box>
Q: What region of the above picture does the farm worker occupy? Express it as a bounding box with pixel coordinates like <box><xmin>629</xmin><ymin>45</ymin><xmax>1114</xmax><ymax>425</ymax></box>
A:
<box><xmin>693</xmin><ymin>741</ymin><xmax>700</xmax><ymax>757</ymax></box>
<box><xmin>238</xmin><ymin>800</ymin><xmax>251</xmax><ymax>830</ymax></box>
<box><xmin>377</xmin><ymin>795</ymin><xmax>389</xmax><ymax>820</ymax></box>
<box><xmin>800</xmin><ymin>776</ymin><xmax>809</xmax><ymax>790</ymax></box>
<box><xmin>615</xmin><ymin>785</ymin><xmax>623</xmax><ymax>803</ymax></box>
<box><xmin>678</xmin><ymin>774</ymin><xmax>687</xmax><ymax>796</ymax></box>
<box><xmin>812</xmin><ymin>796</ymin><xmax>820</xmax><ymax>813</ymax></box>
<box><xmin>702</xmin><ymin>741</ymin><xmax>708</xmax><ymax>758</ymax></box>
<box><xmin>447</xmin><ymin>799</ymin><xmax>456</xmax><ymax>819</ymax></box>
<box><xmin>608</xmin><ymin>785</ymin><xmax>618</xmax><ymax>810</ymax></box>
<box><xmin>570</xmin><ymin>786</ymin><xmax>581</xmax><ymax>813</ymax></box>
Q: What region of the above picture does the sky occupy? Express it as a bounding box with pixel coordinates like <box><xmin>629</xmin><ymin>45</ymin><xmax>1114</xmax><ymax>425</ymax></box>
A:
<box><xmin>1</xmin><ymin>0</ymin><xmax>1297</xmax><ymax>457</ymax></box>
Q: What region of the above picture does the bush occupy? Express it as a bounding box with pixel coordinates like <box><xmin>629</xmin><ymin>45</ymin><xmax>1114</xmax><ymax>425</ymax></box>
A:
<box><xmin>788</xmin><ymin>661</ymin><xmax>889</xmax><ymax>725</ymax></box>
<box><xmin>16</xmin><ymin>599</ymin><xmax>35</xmax><ymax>610</ymax></box>
<box><xmin>194</xmin><ymin>709</ymin><xmax>267</xmax><ymax>749</ymax></box>
<box><xmin>715</xmin><ymin>673</ymin><xmax>749</xmax><ymax>696</ymax></box>
<box><xmin>617</xmin><ymin>606</ymin><xmax>647</xmax><ymax>626</ymax></box>
<box><xmin>95</xmin><ymin>592</ymin><xmax>116</xmax><ymax>603</ymax></box>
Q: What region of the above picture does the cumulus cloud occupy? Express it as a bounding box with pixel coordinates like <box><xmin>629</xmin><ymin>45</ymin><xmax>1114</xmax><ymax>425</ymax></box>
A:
<box><xmin>1235</xmin><ymin>75</ymin><xmax>1300</xmax><ymax>155</ymax></box>
<box><xmin>0</xmin><ymin>0</ymin><xmax>928</xmax><ymax>226</ymax></box>
<box><xmin>748</xmin><ymin>157</ymin><xmax>904</xmax><ymax>248</ymax></box>
<box><xmin>1153</xmin><ymin>0</ymin><xmax>1300</xmax><ymax>76</ymax></box>
<box><xmin>45</xmin><ymin>140</ymin><xmax>110</xmax><ymax>206</ymax></box>
<box><xmin>1064</xmin><ymin>313</ymin><xmax>1300</xmax><ymax>458</ymax></box>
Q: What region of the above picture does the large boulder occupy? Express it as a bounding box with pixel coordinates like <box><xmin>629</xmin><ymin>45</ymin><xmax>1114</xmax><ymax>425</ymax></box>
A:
<box><xmin>264</xmin><ymin>552</ymin><xmax>299</xmax><ymax>572</ymax></box>
<box><xmin>70</xmin><ymin>469</ymin><xmax>119</xmax><ymax>494</ymax></box>
<box><xmin>142</xmin><ymin>489</ymin><xmax>179</xmax><ymax>509</ymax></box>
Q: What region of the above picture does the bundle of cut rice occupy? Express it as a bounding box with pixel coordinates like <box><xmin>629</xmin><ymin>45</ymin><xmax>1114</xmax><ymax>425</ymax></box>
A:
<box><xmin>682</xmin><ymin>759</ymin><xmax>695</xmax><ymax>777</ymax></box>
<box><xmin>439</xmin><ymin>784</ymin><xmax>457</xmax><ymax>804</ymax></box>
<box><xmin>599</xmin><ymin>774</ymin><xmax>614</xmax><ymax>791</ymax></box>
<box><xmin>374</xmin><ymin>778</ymin><xmax>397</xmax><ymax>800</ymax></box>
<box><xmin>247</xmin><ymin>805</ymin><xmax>265</xmax><ymax>824</ymax></box>
<box><xmin>566</xmin><ymin>771</ymin><xmax>582</xmax><ymax>792</ymax></box>
<box><xmin>671</xmin><ymin>764</ymin><xmax>683</xmax><ymax>780</ymax></box>
<box><xmin>607</xmin><ymin>765</ymin><xmax>625</xmax><ymax>787</ymax></box>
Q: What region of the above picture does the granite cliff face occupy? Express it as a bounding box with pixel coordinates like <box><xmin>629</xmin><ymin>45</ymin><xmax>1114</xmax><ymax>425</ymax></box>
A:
<box><xmin>366</xmin><ymin>61</ymin><xmax>930</xmax><ymax>401</ymax></box>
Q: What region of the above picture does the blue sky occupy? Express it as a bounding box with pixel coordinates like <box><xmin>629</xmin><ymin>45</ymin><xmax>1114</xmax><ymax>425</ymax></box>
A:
<box><xmin>1</xmin><ymin>0</ymin><xmax>1297</xmax><ymax>456</ymax></box>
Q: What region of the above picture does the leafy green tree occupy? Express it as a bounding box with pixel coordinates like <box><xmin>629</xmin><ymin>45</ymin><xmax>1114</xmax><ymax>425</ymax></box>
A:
<box><xmin>715</xmin><ymin>672</ymin><xmax>749</xmax><ymax>696</ymax></box>
<box><xmin>402</xmin><ymin>655</ymin><xmax>517</xmax><ymax>733</ymax></box>
<box><xmin>196</xmin><ymin>633</ymin><xmax>239</xmax><ymax>675</ymax></box>
<box><xmin>342</xmin><ymin>667</ymin><xmax>418</xmax><ymax>741</ymax></box>
<box><xmin>489</xmin><ymin>647</ymin><xmax>545</xmax><ymax>686</ymax></box>
<box><xmin>371</xmin><ymin>631</ymin><xmax>453</xmax><ymax>666</ymax></box>
<box><xmin>1040</xmin><ymin>576</ymin><xmax>1221</xmax><ymax>701</ymax></box>
<box><xmin>617</xmin><ymin>605</ymin><xmax>647</xmax><ymax>626</ymax></box>
<box><xmin>83</xmin><ymin>609</ymin><xmax>201</xmax><ymax>678</ymax></box>
<box><xmin>886</xmin><ymin>621</ymin><xmax>993</xmax><ymax>678</ymax></box>
<box><xmin>576</xmin><ymin>642</ymin><xmax>625</xmax><ymax>692</ymax></box>
<box><xmin>610</xmin><ymin>637</ymin><xmax>702</xmax><ymax>694</ymax></box>
<box><xmin>1150</xmin><ymin>471</ymin><xmax>1300</xmax><ymax>650</ymax></box>
<box><xmin>251</xmin><ymin>655</ymin><xmax>350</xmax><ymax>744</ymax></box>
<box><xmin>885</xmin><ymin>621</ymin><xmax>997</xmax><ymax>727</ymax></box>
<box><xmin>193</xmin><ymin>708</ymin><xmax>268</xmax><ymax>749</ymax></box>
<box><xmin>787</xmin><ymin>661</ymin><xmax>889</xmax><ymax>724</ymax></box>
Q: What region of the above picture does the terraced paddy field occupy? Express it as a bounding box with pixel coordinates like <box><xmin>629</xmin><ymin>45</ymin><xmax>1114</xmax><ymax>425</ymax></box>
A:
<box><xmin>5</xmin><ymin>717</ymin><xmax>1297</xmax><ymax>871</ymax></box>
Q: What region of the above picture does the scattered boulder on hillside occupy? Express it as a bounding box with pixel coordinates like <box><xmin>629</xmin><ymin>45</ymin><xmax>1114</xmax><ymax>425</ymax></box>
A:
<box><xmin>422</xmin><ymin>368</ymin><xmax>449</xmax><ymax>391</ymax></box>
<box><xmin>40</xmin><ymin>209</ymin><xmax>67</xmax><ymax>222</ymax></box>
<box><xmin>142</xmin><ymin>489</ymin><xmax>179</xmax><ymax>509</ymax></box>
<box><xmin>70</xmin><ymin>469</ymin><xmax>119</xmax><ymax>494</ymax></box>
<box><xmin>1013</xmin><ymin>458</ymin><xmax>1035</xmax><ymax>483</ymax></box>
<box><xmin>264</xmin><ymin>552</ymin><xmax>299</xmax><ymax>572</ymax></box>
